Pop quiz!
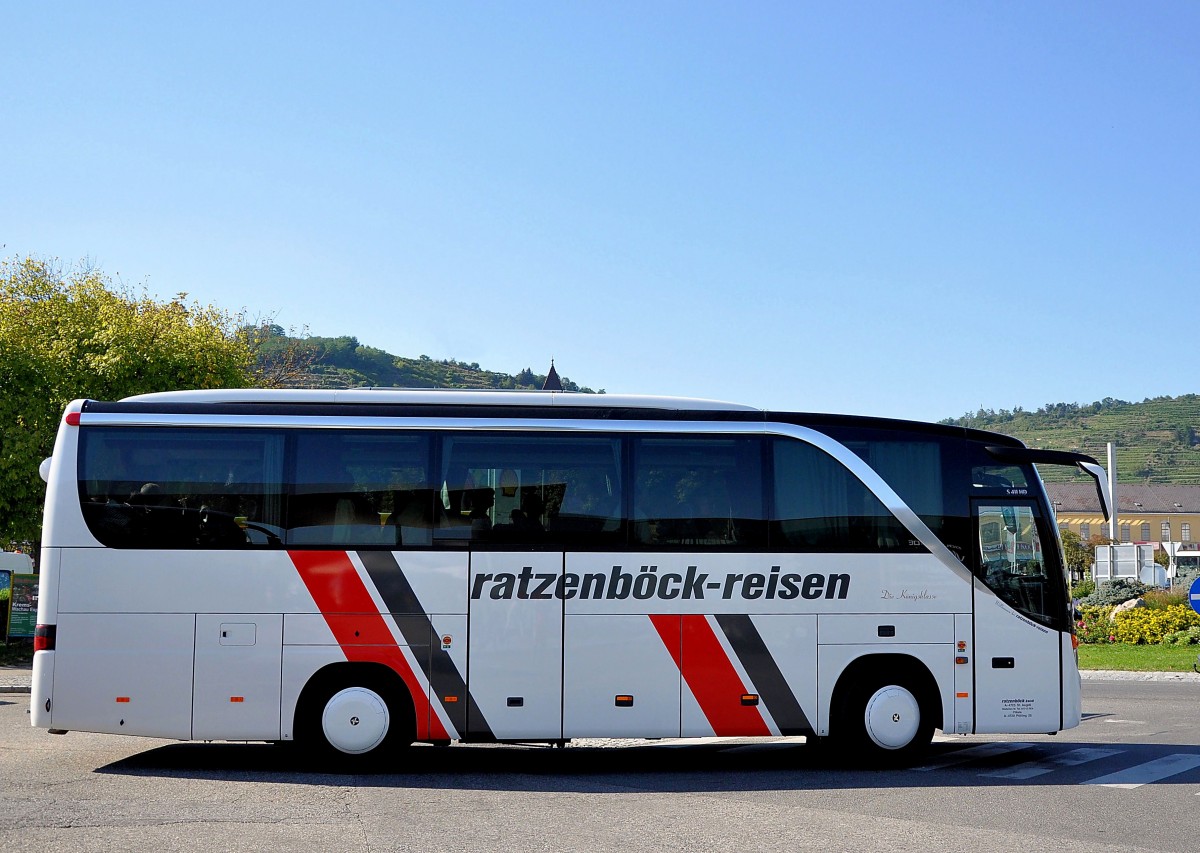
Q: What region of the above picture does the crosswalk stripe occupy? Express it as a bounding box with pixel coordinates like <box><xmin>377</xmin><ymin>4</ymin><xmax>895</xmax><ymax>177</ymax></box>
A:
<box><xmin>979</xmin><ymin>747</ymin><xmax>1123</xmax><ymax>780</ymax></box>
<box><xmin>649</xmin><ymin>736</ymin><xmax>745</xmax><ymax>748</ymax></box>
<box><xmin>1084</xmin><ymin>753</ymin><xmax>1200</xmax><ymax>789</ymax></box>
<box><xmin>722</xmin><ymin>737</ymin><xmax>809</xmax><ymax>754</ymax></box>
<box><xmin>911</xmin><ymin>741</ymin><xmax>1035</xmax><ymax>772</ymax></box>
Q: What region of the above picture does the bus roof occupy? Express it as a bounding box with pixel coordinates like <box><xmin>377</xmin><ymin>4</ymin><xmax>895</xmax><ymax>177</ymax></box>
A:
<box><xmin>120</xmin><ymin>388</ymin><xmax>762</xmax><ymax>412</ymax></box>
<box><xmin>106</xmin><ymin>388</ymin><xmax>1025</xmax><ymax>446</ymax></box>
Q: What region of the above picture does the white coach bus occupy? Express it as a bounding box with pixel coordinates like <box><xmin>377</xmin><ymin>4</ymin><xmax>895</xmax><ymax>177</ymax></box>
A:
<box><xmin>31</xmin><ymin>389</ymin><xmax>1111</xmax><ymax>765</ymax></box>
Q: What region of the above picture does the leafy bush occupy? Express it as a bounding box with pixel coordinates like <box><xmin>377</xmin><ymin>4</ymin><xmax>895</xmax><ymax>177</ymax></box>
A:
<box><xmin>1076</xmin><ymin>605</ymin><xmax>1117</xmax><ymax>644</ymax></box>
<box><xmin>1080</xmin><ymin>579</ymin><xmax>1152</xmax><ymax>607</ymax></box>
<box><xmin>1071</xmin><ymin>578</ymin><xmax>1096</xmax><ymax>599</ymax></box>
<box><xmin>1111</xmin><ymin>605</ymin><xmax>1200</xmax><ymax>645</ymax></box>
<box><xmin>1161</xmin><ymin>626</ymin><xmax>1200</xmax><ymax>646</ymax></box>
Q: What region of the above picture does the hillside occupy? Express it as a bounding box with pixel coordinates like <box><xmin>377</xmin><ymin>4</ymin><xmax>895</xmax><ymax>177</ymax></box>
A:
<box><xmin>252</xmin><ymin>327</ymin><xmax>601</xmax><ymax>394</ymax></box>
<box><xmin>941</xmin><ymin>396</ymin><xmax>1200</xmax><ymax>484</ymax></box>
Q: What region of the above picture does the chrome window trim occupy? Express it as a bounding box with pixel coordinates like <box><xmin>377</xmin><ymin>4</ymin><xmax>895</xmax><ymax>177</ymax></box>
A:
<box><xmin>76</xmin><ymin>413</ymin><xmax>971</xmax><ymax>582</ymax></box>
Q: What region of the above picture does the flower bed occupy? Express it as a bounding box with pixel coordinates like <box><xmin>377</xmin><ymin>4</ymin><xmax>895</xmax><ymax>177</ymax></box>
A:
<box><xmin>1077</xmin><ymin>603</ymin><xmax>1200</xmax><ymax>645</ymax></box>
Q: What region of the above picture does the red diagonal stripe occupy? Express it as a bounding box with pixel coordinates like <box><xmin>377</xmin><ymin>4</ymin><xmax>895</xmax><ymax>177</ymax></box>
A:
<box><xmin>679</xmin><ymin>614</ymin><xmax>770</xmax><ymax>737</ymax></box>
<box><xmin>289</xmin><ymin>550</ymin><xmax>447</xmax><ymax>741</ymax></box>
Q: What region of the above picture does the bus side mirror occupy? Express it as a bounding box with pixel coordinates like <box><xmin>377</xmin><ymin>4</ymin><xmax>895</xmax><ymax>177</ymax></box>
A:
<box><xmin>39</xmin><ymin>457</ymin><xmax>52</xmax><ymax>483</ymax></box>
<box><xmin>984</xmin><ymin>447</ymin><xmax>1111</xmax><ymax>522</ymax></box>
<box><xmin>1075</xmin><ymin>461</ymin><xmax>1112</xmax><ymax>522</ymax></box>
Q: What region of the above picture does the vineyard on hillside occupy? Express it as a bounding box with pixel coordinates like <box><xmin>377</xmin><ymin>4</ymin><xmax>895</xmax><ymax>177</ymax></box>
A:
<box><xmin>941</xmin><ymin>396</ymin><xmax>1200</xmax><ymax>484</ymax></box>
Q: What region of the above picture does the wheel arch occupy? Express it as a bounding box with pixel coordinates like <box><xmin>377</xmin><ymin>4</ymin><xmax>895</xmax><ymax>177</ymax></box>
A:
<box><xmin>293</xmin><ymin>661</ymin><xmax>418</xmax><ymax>743</ymax></box>
<box><xmin>828</xmin><ymin>652</ymin><xmax>945</xmax><ymax>736</ymax></box>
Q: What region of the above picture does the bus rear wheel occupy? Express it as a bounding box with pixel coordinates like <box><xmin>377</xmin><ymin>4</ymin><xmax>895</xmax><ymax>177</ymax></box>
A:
<box><xmin>297</xmin><ymin>670</ymin><xmax>413</xmax><ymax>770</ymax></box>
<box><xmin>322</xmin><ymin>686</ymin><xmax>392</xmax><ymax>756</ymax></box>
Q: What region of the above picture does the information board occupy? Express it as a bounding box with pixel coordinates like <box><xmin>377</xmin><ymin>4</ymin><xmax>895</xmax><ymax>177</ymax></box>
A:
<box><xmin>7</xmin><ymin>574</ymin><xmax>38</xmax><ymax>638</ymax></box>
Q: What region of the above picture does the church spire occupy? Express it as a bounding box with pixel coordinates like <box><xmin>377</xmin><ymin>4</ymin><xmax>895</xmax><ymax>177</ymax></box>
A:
<box><xmin>541</xmin><ymin>360</ymin><xmax>562</xmax><ymax>391</ymax></box>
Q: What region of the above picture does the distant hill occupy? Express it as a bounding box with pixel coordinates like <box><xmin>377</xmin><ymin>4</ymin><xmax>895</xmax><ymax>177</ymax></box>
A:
<box><xmin>252</xmin><ymin>326</ymin><xmax>601</xmax><ymax>394</ymax></box>
<box><xmin>940</xmin><ymin>396</ymin><xmax>1200</xmax><ymax>485</ymax></box>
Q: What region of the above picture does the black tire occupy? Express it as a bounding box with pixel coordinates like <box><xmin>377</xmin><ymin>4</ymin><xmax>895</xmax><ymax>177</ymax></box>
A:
<box><xmin>835</xmin><ymin>671</ymin><xmax>934</xmax><ymax>766</ymax></box>
<box><xmin>295</xmin><ymin>669</ymin><xmax>413</xmax><ymax>771</ymax></box>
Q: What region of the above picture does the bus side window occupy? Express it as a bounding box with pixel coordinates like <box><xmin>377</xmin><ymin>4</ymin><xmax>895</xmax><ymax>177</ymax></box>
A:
<box><xmin>437</xmin><ymin>434</ymin><xmax>623</xmax><ymax>547</ymax></box>
<box><xmin>287</xmin><ymin>431</ymin><xmax>429</xmax><ymax>547</ymax></box>
<box><xmin>78</xmin><ymin>427</ymin><xmax>285</xmax><ymax>549</ymax></box>
<box><xmin>631</xmin><ymin>437</ymin><xmax>764</xmax><ymax>548</ymax></box>
<box><xmin>771</xmin><ymin>437</ymin><xmax>915</xmax><ymax>552</ymax></box>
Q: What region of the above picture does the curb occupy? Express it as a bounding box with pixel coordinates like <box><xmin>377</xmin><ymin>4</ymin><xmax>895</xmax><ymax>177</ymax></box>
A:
<box><xmin>1080</xmin><ymin>669</ymin><xmax>1200</xmax><ymax>682</ymax></box>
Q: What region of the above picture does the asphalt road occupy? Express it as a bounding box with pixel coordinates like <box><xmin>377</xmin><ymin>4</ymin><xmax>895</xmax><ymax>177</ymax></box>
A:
<box><xmin>2</xmin><ymin>679</ymin><xmax>1199</xmax><ymax>853</ymax></box>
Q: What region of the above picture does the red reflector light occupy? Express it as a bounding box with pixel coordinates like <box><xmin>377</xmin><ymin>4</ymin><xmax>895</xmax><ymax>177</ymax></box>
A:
<box><xmin>65</xmin><ymin>412</ymin><xmax>81</xmax><ymax>426</ymax></box>
<box><xmin>230</xmin><ymin>697</ymin><xmax>244</xmax><ymax>703</ymax></box>
<box><xmin>34</xmin><ymin>624</ymin><xmax>56</xmax><ymax>652</ymax></box>
<box><xmin>116</xmin><ymin>697</ymin><xmax>130</xmax><ymax>703</ymax></box>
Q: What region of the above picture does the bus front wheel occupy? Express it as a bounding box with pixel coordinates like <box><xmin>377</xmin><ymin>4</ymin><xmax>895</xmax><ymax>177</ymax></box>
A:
<box><xmin>835</xmin><ymin>670</ymin><xmax>934</xmax><ymax>765</ymax></box>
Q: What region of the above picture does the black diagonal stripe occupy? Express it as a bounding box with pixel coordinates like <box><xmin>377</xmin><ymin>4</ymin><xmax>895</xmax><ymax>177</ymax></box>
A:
<box><xmin>356</xmin><ymin>550</ymin><xmax>493</xmax><ymax>739</ymax></box>
<box><xmin>714</xmin><ymin>613</ymin><xmax>813</xmax><ymax>736</ymax></box>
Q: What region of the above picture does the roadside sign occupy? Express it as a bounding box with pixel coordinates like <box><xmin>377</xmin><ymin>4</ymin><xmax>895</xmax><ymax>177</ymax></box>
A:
<box><xmin>7</xmin><ymin>574</ymin><xmax>38</xmax><ymax>638</ymax></box>
<box><xmin>1190</xmin><ymin>576</ymin><xmax>1200</xmax><ymax>617</ymax></box>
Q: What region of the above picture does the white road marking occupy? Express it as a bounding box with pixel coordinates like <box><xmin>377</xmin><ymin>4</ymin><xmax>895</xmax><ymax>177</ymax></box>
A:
<box><xmin>979</xmin><ymin>747</ymin><xmax>1122</xmax><ymax>780</ymax></box>
<box><xmin>721</xmin><ymin>737</ymin><xmax>810</xmax><ymax>754</ymax></box>
<box><xmin>911</xmin><ymin>741</ymin><xmax>1035</xmax><ymax>771</ymax></box>
<box><xmin>1084</xmin><ymin>754</ymin><xmax>1200</xmax><ymax>789</ymax></box>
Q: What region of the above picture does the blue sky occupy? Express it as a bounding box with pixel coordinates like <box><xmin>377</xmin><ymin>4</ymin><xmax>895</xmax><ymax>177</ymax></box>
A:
<box><xmin>3</xmin><ymin>2</ymin><xmax>1197</xmax><ymax>421</ymax></box>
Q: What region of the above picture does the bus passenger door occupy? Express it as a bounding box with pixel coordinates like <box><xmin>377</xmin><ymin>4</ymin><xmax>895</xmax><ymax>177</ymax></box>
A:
<box><xmin>972</xmin><ymin>500</ymin><xmax>1064</xmax><ymax>734</ymax></box>
<box><xmin>467</xmin><ymin>552</ymin><xmax>563</xmax><ymax>740</ymax></box>
<box><xmin>193</xmin><ymin>614</ymin><xmax>283</xmax><ymax>741</ymax></box>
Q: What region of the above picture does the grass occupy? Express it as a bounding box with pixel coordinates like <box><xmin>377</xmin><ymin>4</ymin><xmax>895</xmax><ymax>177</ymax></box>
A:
<box><xmin>1078</xmin><ymin>643</ymin><xmax>1200</xmax><ymax>672</ymax></box>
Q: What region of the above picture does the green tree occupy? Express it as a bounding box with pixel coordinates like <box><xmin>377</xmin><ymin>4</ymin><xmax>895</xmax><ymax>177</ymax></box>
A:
<box><xmin>1059</xmin><ymin>529</ymin><xmax>1093</xmax><ymax>582</ymax></box>
<box><xmin>1</xmin><ymin>256</ymin><xmax>254</xmax><ymax>547</ymax></box>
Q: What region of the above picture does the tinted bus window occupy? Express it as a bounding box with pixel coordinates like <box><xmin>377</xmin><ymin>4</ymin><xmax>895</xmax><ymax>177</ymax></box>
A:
<box><xmin>632</xmin><ymin>437</ymin><xmax>765</xmax><ymax>548</ymax></box>
<box><xmin>79</xmin><ymin>427</ymin><xmax>285</xmax><ymax>548</ymax></box>
<box><xmin>438</xmin><ymin>434</ymin><xmax>623</xmax><ymax>546</ymax></box>
<box><xmin>289</xmin><ymin>431</ymin><xmax>431</xmax><ymax>547</ymax></box>
<box><xmin>816</xmin><ymin>426</ymin><xmax>968</xmax><ymax>560</ymax></box>
<box><xmin>771</xmin><ymin>437</ymin><xmax>917</xmax><ymax>552</ymax></box>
